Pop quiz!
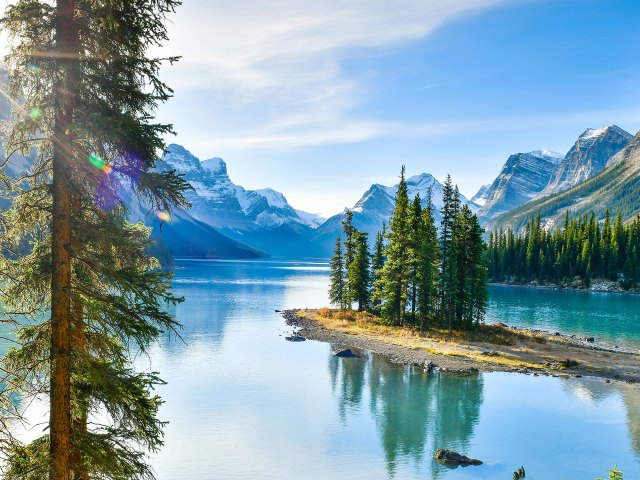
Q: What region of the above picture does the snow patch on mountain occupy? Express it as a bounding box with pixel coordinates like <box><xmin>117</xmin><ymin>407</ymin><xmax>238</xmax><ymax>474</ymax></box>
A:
<box><xmin>159</xmin><ymin>144</ymin><xmax>319</xmax><ymax>233</ymax></box>
<box><xmin>313</xmin><ymin>171</ymin><xmax>478</xmax><ymax>254</ymax></box>
<box><xmin>295</xmin><ymin>209</ymin><xmax>326</xmax><ymax>227</ymax></box>
<box><xmin>542</xmin><ymin>125</ymin><xmax>632</xmax><ymax>195</ymax></box>
<box><xmin>255</xmin><ymin>188</ymin><xmax>288</xmax><ymax>209</ymax></box>
<box><xmin>471</xmin><ymin>184</ymin><xmax>491</xmax><ymax>207</ymax></box>
<box><xmin>201</xmin><ymin>157</ymin><xmax>227</xmax><ymax>176</ymax></box>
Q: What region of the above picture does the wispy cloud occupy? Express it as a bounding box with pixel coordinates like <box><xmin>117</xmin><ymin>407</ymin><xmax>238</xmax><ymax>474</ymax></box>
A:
<box><xmin>177</xmin><ymin>107</ymin><xmax>640</xmax><ymax>153</ymax></box>
<box><xmin>154</xmin><ymin>0</ymin><xmax>507</xmax><ymax>154</ymax></box>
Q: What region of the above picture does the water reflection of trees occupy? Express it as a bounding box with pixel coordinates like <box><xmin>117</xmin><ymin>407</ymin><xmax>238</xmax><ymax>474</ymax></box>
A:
<box><xmin>328</xmin><ymin>347</ymin><xmax>368</xmax><ymax>420</ymax></box>
<box><xmin>330</xmin><ymin>351</ymin><xmax>484</xmax><ymax>478</ymax></box>
<box><xmin>621</xmin><ymin>388</ymin><xmax>640</xmax><ymax>455</ymax></box>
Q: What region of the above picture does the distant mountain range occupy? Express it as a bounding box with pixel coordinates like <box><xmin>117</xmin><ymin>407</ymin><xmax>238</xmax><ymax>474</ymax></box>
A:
<box><xmin>310</xmin><ymin>173</ymin><xmax>478</xmax><ymax>254</ymax></box>
<box><xmin>156</xmin><ymin>146</ymin><xmax>482</xmax><ymax>258</ymax></box>
<box><xmin>475</xmin><ymin>125</ymin><xmax>633</xmax><ymax>224</ymax></box>
<box><xmin>156</xmin><ymin>144</ymin><xmax>323</xmax><ymax>257</ymax></box>
<box><xmin>487</xmin><ymin>129</ymin><xmax>640</xmax><ymax>233</ymax></box>
<box><xmin>3</xmin><ymin>77</ymin><xmax>640</xmax><ymax>261</ymax></box>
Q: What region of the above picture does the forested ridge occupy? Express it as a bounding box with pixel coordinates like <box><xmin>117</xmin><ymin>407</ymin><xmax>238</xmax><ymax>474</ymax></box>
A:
<box><xmin>488</xmin><ymin>210</ymin><xmax>640</xmax><ymax>289</ymax></box>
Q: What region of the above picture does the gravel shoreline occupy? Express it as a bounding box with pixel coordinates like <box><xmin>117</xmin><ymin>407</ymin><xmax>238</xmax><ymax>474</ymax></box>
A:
<box><xmin>282</xmin><ymin>309</ymin><xmax>640</xmax><ymax>385</ymax></box>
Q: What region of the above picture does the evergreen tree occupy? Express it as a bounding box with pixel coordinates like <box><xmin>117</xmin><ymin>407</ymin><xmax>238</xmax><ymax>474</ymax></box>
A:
<box><xmin>408</xmin><ymin>194</ymin><xmax>424</xmax><ymax>322</ymax></box>
<box><xmin>342</xmin><ymin>209</ymin><xmax>356</xmax><ymax>303</ymax></box>
<box><xmin>378</xmin><ymin>166</ymin><xmax>411</xmax><ymax>325</ymax></box>
<box><xmin>371</xmin><ymin>224</ymin><xmax>386</xmax><ymax>313</ymax></box>
<box><xmin>349</xmin><ymin>231</ymin><xmax>372</xmax><ymax>311</ymax></box>
<box><xmin>329</xmin><ymin>237</ymin><xmax>347</xmax><ymax>309</ymax></box>
<box><xmin>416</xmin><ymin>190</ymin><xmax>439</xmax><ymax>331</ymax></box>
<box><xmin>0</xmin><ymin>1</ymin><xmax>189</xmax><ymax>478</ymax></box>
<box><xmin>439</xmin><ymin>176</ymin><xmax>460</xmax><ymax>331</ymax></box>
<box><xmin>464</xmin><ymin>208</ymin><xmax>488</xmax><ymax>327</ymax></box>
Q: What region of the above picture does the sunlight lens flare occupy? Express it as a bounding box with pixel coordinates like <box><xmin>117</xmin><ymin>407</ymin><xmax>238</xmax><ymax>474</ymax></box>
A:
<box><xmin>89</xmin><ymin>154</ymin><xmax>106</xmax><ymax>169</ymax></box>
<box><xmin>29</xmin><ymin>108</ymin><xmax>41</xmax><ymax>120</ymax></box>
<box><xmin>157</xmin><ymin>211</ymin><xmax>171</xmax><ymax>222</ymax></box>
<box><xmin>89</xmin><ymin>155</ymin><xmax>113</xmax><ymax>174</ymax></box>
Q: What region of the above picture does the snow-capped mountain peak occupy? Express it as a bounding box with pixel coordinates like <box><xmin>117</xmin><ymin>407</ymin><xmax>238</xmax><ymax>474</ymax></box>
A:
<box><xmin>529</xmin><ymin>150</ymin><xmax>563</xmax><ymax>162</ymax></box>
<box><xmin>201</xmin><ymin>157</ymin><xmax>228</xmax><ymax>176</ymax></box>
<box><xmin>159</xmin><ymin>145</ymin><xmax>322</xmax><ymax>246</ymax></box>
<box><xmin>162</xmin><ymin>144</ymin><xmax>202</xmax><ymax>173</ymax></box>
<box><xmin>543</xmin><ymin>124</ymin><xmax>632</xmax><ymax>195</ymax></box>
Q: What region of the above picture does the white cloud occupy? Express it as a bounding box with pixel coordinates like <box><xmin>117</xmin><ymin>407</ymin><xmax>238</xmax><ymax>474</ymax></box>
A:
<box><xmin>171</xmin><ymin>107</ymin><xmax>640</xmax><ymax>154</ymax></box>
<box><xmin>154</xmin><ymin>0</ymin><xmax>507</xmax><ymax>154</ymax></box>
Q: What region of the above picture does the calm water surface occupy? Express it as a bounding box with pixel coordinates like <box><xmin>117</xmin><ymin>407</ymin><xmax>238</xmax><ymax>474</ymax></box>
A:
<box><xmin>145</xmin><ymin>260</ymin><xmax>640</xmax><ymax>479</ymax></box>
<box><xmin>487</xmin><ymin>284</ymin><xmax>640</xmax><ymax>351</ymax></box>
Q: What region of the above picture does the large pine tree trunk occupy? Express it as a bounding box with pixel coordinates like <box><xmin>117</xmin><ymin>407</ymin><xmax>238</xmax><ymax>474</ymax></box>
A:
<box><xmin>51</xmin><ymin>0</ymin><xmax>78</xmax><ymax>478</ymax></box>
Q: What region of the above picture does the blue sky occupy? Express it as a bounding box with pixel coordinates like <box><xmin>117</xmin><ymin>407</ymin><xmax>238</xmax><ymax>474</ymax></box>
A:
<box><xmin>154</xmin><ymin>0</ymin><xmax>640</xmax><ymax>217</ymax></box>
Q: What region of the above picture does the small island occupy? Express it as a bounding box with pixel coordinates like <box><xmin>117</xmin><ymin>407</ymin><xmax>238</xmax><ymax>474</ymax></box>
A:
<box><xmin>283</xmin><ymin>308</ymin><xmax>640</xmax><ymax>383</ymax></box>
<box><xmin>286</xmin><ymin>168</ymin><xmax>640</xmax><ymax>385</ymax></box>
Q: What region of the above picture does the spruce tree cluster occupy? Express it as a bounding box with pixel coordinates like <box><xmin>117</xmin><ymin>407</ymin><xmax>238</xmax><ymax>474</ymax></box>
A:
<box><xmin>329</xmin><ymin>168</ymin><xmax>488</xmax><ymax>332</ymax></box>
<box><xmin>329</xmin><ymin>210</ymin><xmax>372</xmax><ymax>312</ymax></box>
<box><xmin>488</xmin><ymin>210</ymin><xmax>640</xmax><ymax>289</ymax></box>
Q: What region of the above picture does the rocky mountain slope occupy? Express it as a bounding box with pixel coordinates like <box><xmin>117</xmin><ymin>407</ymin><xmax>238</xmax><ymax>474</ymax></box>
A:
<box><xmin>475</xmin><ymin>125</ymin><xmax>632</xmax><ymax>221</ymax></box>
<box><xmin>158</xmin><ymin>144</ymin><xmax>320</xmax><ymax>256</ymax></box>
<box><xmin>475</xmin><ymin>150</ymin><xmax>562</xmax><ymax>219</ymax></box>
<box><xmin>487</xmin><ymin>130</ymin><xmax>640</xmax><ymax>233</ymax></box>
<box><xmin>542</xmin><ymin>125</ymin><xmax>632</xmax><ymax>195</ymax></box>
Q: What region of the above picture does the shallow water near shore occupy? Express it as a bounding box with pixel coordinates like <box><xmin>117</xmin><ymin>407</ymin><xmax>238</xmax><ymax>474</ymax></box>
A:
<box><xmin>144</xmin><ymin>259</ymin><xmax>640</xmax><ymax>479</ymax></box>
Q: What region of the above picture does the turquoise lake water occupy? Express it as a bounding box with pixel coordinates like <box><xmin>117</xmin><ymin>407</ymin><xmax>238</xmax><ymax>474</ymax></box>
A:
<box><xmin>143</xmin><ymin>259</ymin><xmax>640</xmax><ymax>479</ymax></box>
<box><xmin>487</xmin><ymin>284</ymin><xmax>640</xmax><ymax>351</ymax></box>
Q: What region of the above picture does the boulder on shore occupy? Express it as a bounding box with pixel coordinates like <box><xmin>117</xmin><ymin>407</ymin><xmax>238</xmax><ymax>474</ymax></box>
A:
<box><xmin>333</xmin><ymin>348</ymin><xmax>358</xmax><ymax>358</ymax></box>
<box><xmin>434</xmin><ymin>449</ymin><xmax>482</xmax><ymax>466</ymax></box>
<box><xmin>286</xmin><ymin>335</ymin><xmax>306</xmax><ymax>342</ymax></box>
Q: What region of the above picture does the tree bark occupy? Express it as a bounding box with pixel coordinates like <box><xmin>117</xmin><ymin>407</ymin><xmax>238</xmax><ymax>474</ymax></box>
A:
<box><xmin>51</xmin><ymin>0</ymin><xmax>78</xmax><ymax>478</ymax></box>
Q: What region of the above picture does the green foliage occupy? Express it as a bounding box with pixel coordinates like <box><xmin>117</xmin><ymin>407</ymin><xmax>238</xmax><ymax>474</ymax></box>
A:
<box><xmin>439</xmin><ymin>176</ymin><xmax>461</xmax><ymax>330</ymax></box>
<box><xmin>328</xmin><ymin>168</ymin><xmax>488</xmax><ymax>332</ymax></box>
<box><xmin>488</xmin><ymin>210</ymin><xmax>640</xmax><ymax>289</ymax></box>
<box><xmin>378</xmin><ymin>166</ymin><xmax>412</xmax><ymax>325</ymax></box>
<box><xmin>371</xmin><ymin>224</ymin><xmax>386</xmax><ymax>314</ymax></box>
<box><xmin>342</xmin><ymin>209</ymin><xmax>356</xmax><ymax>301</ymax></box>
<box><xmin>348</xmin><ymin>231</ymin><xmax>372</xmax><ymax>311</ymax></box>
<box><xmin>329</xmin><ymin>237</ymin><xmax>347</xmax><ymax>309</ymax></box>
<box><xmin>415</xmin><ymin>191</ymin><xmax>439</xmax><ymax>330</ymax></box>
<box><xmin>0</xmin><ymin>0</ymin><xmax>190</xmax><ymax>477</ymax></box>
<box><xmin>596</xmin><ymin>465</ymin><xmax>623</xmax><ymax>480</ymax></box>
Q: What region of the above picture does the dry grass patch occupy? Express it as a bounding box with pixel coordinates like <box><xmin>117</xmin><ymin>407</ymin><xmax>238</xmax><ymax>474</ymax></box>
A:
<box><xmin>306</xmin><ymin>308</ymin><xmax>547</xmax><ymax>347</ymax></box>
